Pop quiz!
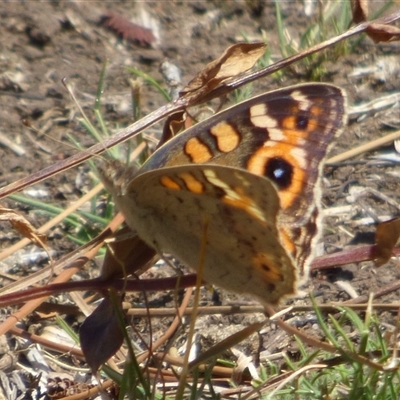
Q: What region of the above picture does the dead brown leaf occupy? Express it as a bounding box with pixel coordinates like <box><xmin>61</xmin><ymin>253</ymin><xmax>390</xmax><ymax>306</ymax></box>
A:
<box><xmin>0</xmin><ymin>207</ymin><xmax>47</xmax><ymax>248</ymax></box>
<box><xmin>350</xmin><ymin>1</ymin><xmax>400</xmax><ymax>42</ymax></box>
<box><xmin>100</xmin><ymin>226</ymin><xmax>157</xmax><ymax>280</ymax></box>
<box><xmin>80</xmin><ymin>295</ymin><xmax>125</xmax><ymax>373</ymax></box>
<box><xmin>157</xmin><ymin>110</ymin><xmax>187</xmax><ymax>149</ymax></box>
<box><xmin>180</xmin><ymin>42</ymin><xmax>266</xmax><ymax>104</ymax></box>
<box><xmin>351</xmin><ymin>0</ymin><xmax>368</xmax><ymax>23</ymax></box>
<box><xmin>366</xmin><ymin>23</ymin><xmax>400</xmax><ymax>42</ymax></box>
<box><xmin>374</xmin><ymin>217</ymin><xmax>400</xmax><ymax>267</ymax></box>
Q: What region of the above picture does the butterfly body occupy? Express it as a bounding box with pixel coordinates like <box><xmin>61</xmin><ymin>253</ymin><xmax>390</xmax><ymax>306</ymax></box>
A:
<box><xmin>101</xmin><ymin>83</ymin><xmax>347</xmax><ymax>304</ymax></box>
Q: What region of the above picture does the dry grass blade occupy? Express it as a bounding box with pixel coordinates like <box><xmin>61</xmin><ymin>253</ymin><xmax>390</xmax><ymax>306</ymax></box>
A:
<box><xmin>0</xmin><ymin>183</ymin><xmax>107</xmax><ymax>295</ymax></box>
<box><xmin>0</xmin><ymin>131</ymin><xmax>26</xmax><ymax>156</ymax></box>
<box><xmin>0</xmin><ymin>214</ymin><xmax>124</xmax><ymax>336</ymax></box>
<box><xmin>327</xmin><ymin>128</ymin><xmax>400</xmax><ymax>164</ymax></box>
<box><xmin>9</xmin><ymin>325</ymin><xmax>84</xmax><ymax>358</ymax></box>
<box><xmin>264</xmin><ymin>305</ymin><xmax>385</xmax><ymax>370</ymax></box>
<box><xmin>349</xmin><ymin>92</ymin><xmax>400</xmax><ymax>118</ymax></box>
<box><xmin>127</xmin><ymin>304</ymin><xmax>266</xmax><ymax>317</ymax></box>
<box><xmin>188</xmin><ymin>321</ymin><xmax>265</xmax><ymax>371</ymax></box>
<box><xmin>0</xmin><ymin>227</ymin><xmax>110</xmax><ymax>297</ymax></box>
<box><xmin>0</xmin><ymin>264</ymin><xmax>80</xmax><ymax>337</ymax></box>
<box><xmin>0</xmin><ymin>101</ymin><xmax>179</xmax><ymax>199</ymax></box>
<box><xmin>0</xmin><ymin>183</ymin><xmax>104</xmax><ymax>263</ymax></box>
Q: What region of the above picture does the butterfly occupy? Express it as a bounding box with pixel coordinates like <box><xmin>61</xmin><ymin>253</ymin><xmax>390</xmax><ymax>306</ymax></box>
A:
<box><xmin>100</xmin><ymin>83</ymin><xmax>347</xmax><ymax>304</ymax></box>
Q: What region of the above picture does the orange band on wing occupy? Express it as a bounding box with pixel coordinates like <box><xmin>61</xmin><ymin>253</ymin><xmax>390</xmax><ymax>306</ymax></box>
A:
<box><xmin>278</xmin><ymin>226</ymin><xmax>296</xmax><ymax>257</ymax></box>
<box><xmin>160</xmin><ymin>173</ymin><xmax>205</xmax><ymax>194</ymax></box>
<box><xmin>210</xmin><ymin>122</ymin><xmax>241</xmax><ymax>153</ymax></box>
<box><xmin>179</xmin><ymin>172</ymin><xmax>205</xmax><ymax>194</ymax></box>
<box><xmin>160</xmin><ymin>175</ymin><xmax>181</xmax><ymax>190</ymax></box>
<box><xmin>185</xmin><ymin>137</ymin><xmax>213</xmax><ymax>163</ymax></box>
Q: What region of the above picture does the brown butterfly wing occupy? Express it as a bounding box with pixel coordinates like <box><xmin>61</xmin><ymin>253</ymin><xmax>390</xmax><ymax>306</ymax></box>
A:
<box><xmin>104</xmin><ymin>164</ymin><xmax>297</xmax><ymax>304</ymax></box>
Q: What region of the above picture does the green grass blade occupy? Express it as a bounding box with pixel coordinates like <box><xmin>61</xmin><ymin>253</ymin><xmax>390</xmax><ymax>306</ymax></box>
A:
<box><xmin>127</xmin><ymin>67</ymin><xmax>170</xmax><ymax>102</ymax></box>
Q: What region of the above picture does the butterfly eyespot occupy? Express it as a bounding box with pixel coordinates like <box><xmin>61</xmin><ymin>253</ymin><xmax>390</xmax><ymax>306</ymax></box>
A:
<box><xmin>296</xmin><ymin>115</ymin><xmax>309</xmax><ymax>129</ymax></box>
<box><xmin>265</xmin><ymin>157</ymin><xmax>293</xmax><ymax>190</ymax></box>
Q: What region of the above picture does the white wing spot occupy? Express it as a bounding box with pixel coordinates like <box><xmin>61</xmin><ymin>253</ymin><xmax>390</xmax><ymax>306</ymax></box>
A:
<box><xmin>290</xmin><ymin>90</ymin><xmax>311</xmax><ymax>111</ymax></box>
<box><xmin>267</xmin><ymin>127</ymin><xmax>286</xmax><ymax>142</ymax></box>
<box><xmin>250</xmin><ymin>104</ymin><xmax>278</xmax><ymax>128</ymax></box>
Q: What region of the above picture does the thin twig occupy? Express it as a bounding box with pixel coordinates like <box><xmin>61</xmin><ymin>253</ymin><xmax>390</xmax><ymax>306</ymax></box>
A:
<box><xmin>328</xmin><ymin>129</ymin><xmax>400</xmax><ymax>164</ymax></box>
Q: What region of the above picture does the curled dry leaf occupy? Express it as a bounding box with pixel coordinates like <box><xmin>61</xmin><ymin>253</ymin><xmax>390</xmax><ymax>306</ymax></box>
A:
<box><xmin>158</xmin><ymin>110</ymin><xmax>187</xmax><ymax>148</ymax></box>
<box><xmin>180</xmin><ymin>42</ymin><xmax>266</xmax><ymax>105</ymax></box>
<box><xmin>374</xmin><ymin>217</ymin><xmax>400</xmax><ymax>267</ymax></box>
<box><xmin>351</xmin><ymin>0</ymin><xmax>368</xmax><ymax>24</ymax></box>
<box><xmin>231</xmin><ymin>348</ymin><xmax>256</xmax><ymax>384</ymax></box>
<box><xmin>366</xmin><ymin>23</ymin><xmax>400</xmax><ymax>43</ymax></box>
<box><xmin>100</xmin><ymin>11</ymin><xmax>155</xmax><ymax>47</ymax></box>
<box><xmin>100</xmin><ymin>226</ymin><xmax>157</xmax><ymax>280</ymax></box>
<box><xmin>0</xmin><ymin>207</ymin><xmax>47</xmax><ymax>248</ymax></box>
<box><xmin>350</xmin><ymin>1</ymin><xmax>400</xmax><ymax>43</ymax></box>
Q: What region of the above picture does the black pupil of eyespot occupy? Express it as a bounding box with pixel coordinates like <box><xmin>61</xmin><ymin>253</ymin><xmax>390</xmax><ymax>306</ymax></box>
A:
<box><xmin>265</xmin><ymin>157</ymin><xmax>293</xmax><ymax>189</ymax></box>
<box><xmin>297</xmin><ymin>115</ymin><xmax>308</xmax><ymax>129</ymax></box>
